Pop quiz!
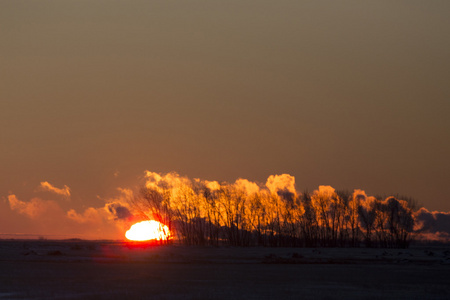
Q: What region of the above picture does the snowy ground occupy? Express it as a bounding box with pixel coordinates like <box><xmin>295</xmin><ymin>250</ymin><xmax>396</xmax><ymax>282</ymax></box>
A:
<box><xmin>0</xmin><ymin>240</ymin><xmax>449</xmax><ymax>299</ymax></box>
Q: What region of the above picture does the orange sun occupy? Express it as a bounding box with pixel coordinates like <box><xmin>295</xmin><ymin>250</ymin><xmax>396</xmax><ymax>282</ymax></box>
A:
<box><xmin>125</xmin><ymin>220</ymin><xmax>171</xmax><ymax>241</ymax></box>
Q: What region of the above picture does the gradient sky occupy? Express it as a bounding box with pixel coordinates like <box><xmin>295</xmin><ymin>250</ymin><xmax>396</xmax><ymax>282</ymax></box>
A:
<box><xmin>1</xmin><ymin>0</ymin><xmax>450</xmax><ymax>235</ymax></box>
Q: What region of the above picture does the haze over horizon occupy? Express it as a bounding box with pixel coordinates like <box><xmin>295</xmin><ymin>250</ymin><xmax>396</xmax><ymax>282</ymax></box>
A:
<box><xmin>1</xmin><ymin>1</ymin><xmax>449</xmax><ymax>238</ymax></box>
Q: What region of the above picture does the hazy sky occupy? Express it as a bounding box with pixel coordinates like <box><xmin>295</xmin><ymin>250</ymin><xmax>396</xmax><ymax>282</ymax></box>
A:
<box><xmin>1</xmin><ymin>0</ymin><xmax>450</xmax><ymax>237</ymax></box>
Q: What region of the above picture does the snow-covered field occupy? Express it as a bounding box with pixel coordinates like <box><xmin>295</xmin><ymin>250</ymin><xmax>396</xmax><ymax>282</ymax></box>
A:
<box><xmin>0</xmin><ymin>240</ymin><xmax>449</xmax><ymax>299</ymax></box>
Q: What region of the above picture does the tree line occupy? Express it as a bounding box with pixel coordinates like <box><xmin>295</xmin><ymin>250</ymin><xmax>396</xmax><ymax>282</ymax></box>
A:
<box><xmin>129</xmin><ymin>173</ymin><xmax>416</xmax><ymax>248</ymax></box>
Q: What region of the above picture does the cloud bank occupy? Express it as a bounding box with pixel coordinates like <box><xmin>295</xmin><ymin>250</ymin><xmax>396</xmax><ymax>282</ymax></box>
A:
<box><xmin>2</xmin><ymin>171</ymin><xmax>450</xmax><ymax>243</ymax></box>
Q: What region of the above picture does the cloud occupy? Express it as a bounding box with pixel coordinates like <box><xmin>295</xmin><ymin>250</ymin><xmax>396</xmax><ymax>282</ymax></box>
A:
<box><xmin>39</xmin><ymin>181</ymin><xmax>71</xmax><ymax>198</ymax></box>
<box><xmin>266</xmin><ymin>174</ymin><xmax>296</xmax><ymax>201</ymax></box>
<box><xmin>8</xmin><ymin>194</ymin><xmax>62</xmax><ymax>219</ymax></box>
<box><xmin>67</xmin><ymin>207</ymin><xmax>105</xmax><ymax>224</ymax></box>
<box><xmin>67</xmin><ymin>189</ymin><xmax>135</xmax><ymax>225</ymax></box>
<box><xmin>65</xmin><ymin>194</ymin><xmax>137</xmax><ymax>239</ymax></box>
<box><xmin>202</xmin><ymin>179</ymin><xmax>221</xmax><ymax>191</ymax></box>
<box><xmin>312</xmin><ymin>185</ymin><xmax>337</xmax><ymax>200</ymax></box>
<box><xmin>145</xmin><ymin>171</ymin><xmax>191</xmax><ymax>191</ymax></box>
<box><xmin>6</xmin><ymin>189</ymin><xmax>133</xmax><ymax>240</ymax></box>
<box><xmin>5</xmin><ymin>170</ymin><xmax>450</xmax><ymax>243</ymax></box>
<box><xmin>5</xmin><ymin>194</ymin><xmax>72</xmax><ymax>236</ymax></box>
<box><xmin>106</xmin><ymin>202</ymin><xmax>133</xmax><ymax>220</ymax></box>
<box><xmin>352</xmin><ymin>189</ymin><xmax>368</xmax><ymax>202</ymax></box>
<box><xmin>117</xmin><ymin>187</ymin><xmax>134</xmax><ymax>200</ymax></box>
<box><xmin>234</xmin><ymin>178</ymin><xmax>260</xmax><ymax>195</ymax></box>
<box><xmin>414</xmin><ymin>207</ymin><xmax>450</xmax><ymax>242</ymax></box>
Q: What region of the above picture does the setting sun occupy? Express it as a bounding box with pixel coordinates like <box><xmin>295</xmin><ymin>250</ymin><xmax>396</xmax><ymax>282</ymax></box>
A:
<box><xmin>125</xmin><ymin>220</ymin><xmax>170</xmax><ymax>241</ymax></box>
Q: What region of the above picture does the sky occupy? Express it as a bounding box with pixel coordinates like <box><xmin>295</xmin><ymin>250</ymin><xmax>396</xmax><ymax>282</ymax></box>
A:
<box><xmin>1</xmin><ymin>1</ymin><xmax>449</xmax><ymax>238</ymax></box>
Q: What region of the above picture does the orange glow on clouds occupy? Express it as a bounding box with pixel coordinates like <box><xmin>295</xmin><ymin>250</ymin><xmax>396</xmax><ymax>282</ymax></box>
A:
<box><xmin>125</xmin><ymin>220</ymin><xmax>170</xmax><ymax>241</ymax></box>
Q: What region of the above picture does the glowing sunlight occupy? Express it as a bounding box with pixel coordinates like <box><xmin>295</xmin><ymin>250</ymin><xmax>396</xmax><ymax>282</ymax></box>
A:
<box><xmin>125</xmin><ymin>220</ymin><xmax>170</xmax><ymax>241</ymax></box>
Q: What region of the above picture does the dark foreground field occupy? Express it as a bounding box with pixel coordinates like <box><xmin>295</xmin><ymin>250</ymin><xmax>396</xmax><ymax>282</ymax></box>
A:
<box><xmin>0</xmin><ymin>240</ymin><xmax>449</xmax><ymax>299</ymax></box>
